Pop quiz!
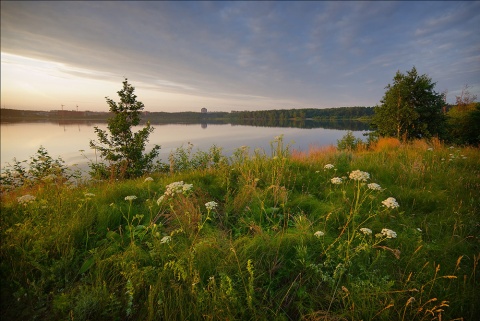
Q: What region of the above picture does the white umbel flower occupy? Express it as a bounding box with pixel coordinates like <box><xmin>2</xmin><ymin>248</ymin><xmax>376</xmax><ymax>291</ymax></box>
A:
<box><xmin>382</xmin><ymin>197</ymin><xmax>399</xmax><ymax>209</ymax></box>
<box><xmin>349</xmin><ymin>170</ymin><xmax>370</xmax><ymax>181</ymax></box>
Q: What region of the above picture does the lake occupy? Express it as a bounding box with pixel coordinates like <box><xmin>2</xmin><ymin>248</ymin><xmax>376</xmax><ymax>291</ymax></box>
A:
<box><xmin>1</xmin><ymin>120</ymin><xmax>369</xmax><ymax>172</ymax></box>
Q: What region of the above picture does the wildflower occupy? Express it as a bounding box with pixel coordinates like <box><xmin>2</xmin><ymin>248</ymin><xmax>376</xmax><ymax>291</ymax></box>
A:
<box><xmin>125</xmin><ymin>195</ymin><xmax>137</xmax><ymax>201</ymax></box>
<box><xmin>324</xmin><ymin>164</ymin><xmax>334</xmax><ymax>169</ymax></box>
<box><xmin>382</xmin><ymin>197</ymin><xmax>399</xmax><ymax>209</ymax></box>
<box><xmin>359</xmin><ymin>227</ymin><xmax>372</xmax><ymax>235</ymax></box>
<box><xmin>144</xmin><ymin>177</ymin><xmax>154</xmax><ymax>183</ymax></box>
<box><xmin>160</xmin><ymin>236</ymin><xmax>171</xmax><ymax>244</ymax></box>
<box><xmin>349</xmin><ymin>170</ymin><xmax>370</xmax><ymax>182</ymax></box>
<box><xmin>416</xmin><ymin>228</ymin><xmax>422</xmax><ymax>232</ymax></box>
<box><xmin>182</xmin><ymin>183</ymin><xmax>193</xmax><ymax>193</ymax></box>
<box><xmin>205</xmin><ymin>201</ymin><xmax>218</xmax><ymax>211</ymax></box>
<box><xmin>331</xmin><ymin>177</ymin><xmax>342</xmax><ymax>185</ymax></box>
<box><xmin>164</xmin><ymin>181</ymin><xmax>193</xmax><ymax>196</ymax></box>
<box><xmin>427</xmin><ymin>147</ymin><xmax>433</xmax><ymax>151</ymax></box>
<box><xmin>367</xmin><ymin>183</ymin><xmax>382</xmax><ymax>191</ymax></box>
<box><xmin>17</xmin><ymin>194</ymin><xmax>36</xmax><ymax>205</ymax></box>
<box><xmin>381</xmin><ymin>228</ymin><xmax>397</xmax><ymax>239</ymax></box>
<box><xmin>156</xmin><ymin>195</ymin><xmax>165</xmax><ymax>205</ymax></box>
<box><xmin>84</xmin><ymin>192</ymin><xmax>95</xmax><ymax>198</ymax></box>
<box><xmin>314</xmin><ymin>231</ymin><xmax>325</xmax><ymax>238</ymax></box>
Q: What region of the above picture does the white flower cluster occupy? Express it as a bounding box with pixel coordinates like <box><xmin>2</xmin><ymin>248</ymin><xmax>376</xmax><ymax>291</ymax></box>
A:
<box><xmin>359</xmin><ymin>227</ymin><xmax>372</xmax><ymax>235</ymax></box>
<box><xmin>157</xmin><ymin>181</ymin><xmax>194</xmax><ymax>205</ymax></box>
<box><xmin>144</xmin><ymin>177</ymin><xmax>154</xmax><ymax>183</ymax></box>
<box><xmin>331</xmin><ymin>177</ymin><xmax>343</xmax><ymax>185</ymax></box>
<box><xmin>164</xmin><ymin>181</ymin><xmax>193</xmax><ymax>196</ymax></box>
<box><xmin>17</xmin><ymin>194</ymin><xmax>36</xmax><ymax>205</ymax></box>
<box><xmin>324</xmin><ymin>164</ymin><xmax>334</xmax><ymax>169</ymax></box>
<box><xmin>349</xmin><ymin>170</ymin><xmax>370</xmax><ymax>182</ymax></box>
<box><xmin>382</xmin><ymin>197</ymin><xmax>399</xmax><ymax>209</ymax></box>
<box><xmin>160</xmin><ymin>236</ymin><xmax>171</xmax><ymax>244</ymax></box>
<box><xmin>84</xmin><ymin>193</ymin><xmax>96</xmax><ymax>198</ymax></box>
<box><xmin>367</xmin><ymin>183</ymin><xmax>382</xmax><ymax>191</ymax></box>
<box><xmin>125</xmin><ymin>195</ymin><xmax>137</xmax><ymax>201</ymax></box>
<box><xmin>314</xmin><ymin>230</ymin><xmax>325</xmax><ymax>238</ymax></box>
<box><xmin>205</xmin><ymin>201</ymin><xmax>218</xmax><ymax>211</ymax></box>
<box><xmin>381</xmin><ymin>228</ymin><xmax>397</xmax><ymax>239</ymax></box>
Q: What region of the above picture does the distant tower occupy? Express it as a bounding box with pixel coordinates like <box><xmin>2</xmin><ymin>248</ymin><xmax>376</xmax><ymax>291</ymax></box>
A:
<box><xmin>201</xmin><ymin>108</ymin><xmax>207</xmax><ymax>114</ymax></box>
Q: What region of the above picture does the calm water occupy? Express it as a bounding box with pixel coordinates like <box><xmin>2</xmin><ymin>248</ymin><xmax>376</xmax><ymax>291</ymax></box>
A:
<box><xmin>1</xmin><ymin>121</ymin><xmax>368</xmax><ymax>172</ymax></box>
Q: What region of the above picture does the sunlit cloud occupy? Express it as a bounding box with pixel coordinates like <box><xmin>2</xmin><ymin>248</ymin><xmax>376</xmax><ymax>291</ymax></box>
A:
<box><xmin>1</xmin><ymin>1</ymin><xmax>478</xmax><ymax>111</ymax></box>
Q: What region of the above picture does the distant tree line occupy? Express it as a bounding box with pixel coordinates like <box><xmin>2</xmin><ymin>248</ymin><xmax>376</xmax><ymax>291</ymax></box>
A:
<box><xmin>0</xmin><ymin>107</ymin><xmax>374</xmax><ymax>124</ymax></box>
<box><xmin>230</xmin><ymin>107</ymin><xmax>374</xmax><ymax>121</ymax></box>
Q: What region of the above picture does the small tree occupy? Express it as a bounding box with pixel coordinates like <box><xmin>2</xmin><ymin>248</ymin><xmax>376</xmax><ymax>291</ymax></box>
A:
<box><xmin>90</xmin><ymin>79</ymin><xmax>160</xmax><ymax>179</ymax></box>
<box><xmin>371</xmin><ymin>67</ymin><xmax>445</xmax><ymax>140</ymax></box>
<box><xmin>337</xmin><ymin>131</ymin><xmax>362</xmax><ymax>151</ymax></box>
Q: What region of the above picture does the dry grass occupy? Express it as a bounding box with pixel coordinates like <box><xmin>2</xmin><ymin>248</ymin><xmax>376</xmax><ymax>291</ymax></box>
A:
<box><xmin>291</xmin><ymin>144</ymin><xmax>337</xmax><ymax>162</ymax></box>
<box><xmin>372</xmin><ymin>137</ymin><xmax>401</xmax><ymax>151</ymax></box>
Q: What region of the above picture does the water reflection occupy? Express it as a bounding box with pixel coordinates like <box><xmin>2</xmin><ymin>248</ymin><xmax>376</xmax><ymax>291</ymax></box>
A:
<box><xmin>2</xmin><ymin>118</ymin><xmax>370</xmax><ymax>131</ymax></box>
<box><xmin>1</xmin><ymin>121</ymin><xmax>370</xmax><ymax>171</ymax></box>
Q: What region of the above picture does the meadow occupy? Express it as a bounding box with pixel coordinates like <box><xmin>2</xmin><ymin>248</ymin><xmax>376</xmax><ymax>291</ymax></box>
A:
<box><xmin>1</xmin><ymin>137</ymin><xmax>479</xmax><ymax>320</ymax></box>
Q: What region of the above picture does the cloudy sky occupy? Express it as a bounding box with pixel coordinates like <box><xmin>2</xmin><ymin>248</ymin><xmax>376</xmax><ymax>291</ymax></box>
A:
<box><xmin>1</xmin><ymin>1</ymin><xmax>479</xmax><ymax>112</ymax></box>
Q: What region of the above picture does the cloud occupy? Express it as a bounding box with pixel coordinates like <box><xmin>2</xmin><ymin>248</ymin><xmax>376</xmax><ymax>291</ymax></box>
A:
<box><xmin>1</xmin><ymin>1</ymin><xmax>479</xmax><ymax>110</ymax></box>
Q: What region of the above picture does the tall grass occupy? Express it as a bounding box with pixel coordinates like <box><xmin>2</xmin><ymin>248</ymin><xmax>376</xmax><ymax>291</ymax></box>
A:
<box><xmin>1</xmin><ymin>137</ymin><xmax>479</xmax><ymax>320</ymax></box>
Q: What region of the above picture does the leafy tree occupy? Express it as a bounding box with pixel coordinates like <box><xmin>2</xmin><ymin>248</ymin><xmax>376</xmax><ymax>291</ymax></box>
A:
<box><xmin>447</xmin><ymin>84</ymin><xmax>480</xmax><ymax>145</ymax></box>
<box><xmin>371</xmin><ymin>67</ymin><xmax>445</xmax><ymax>140</ymax></box>
<box><xmin>90</xmin><ymin>79</ymin><xmax>160</xmax><ymax>179</ymax></box>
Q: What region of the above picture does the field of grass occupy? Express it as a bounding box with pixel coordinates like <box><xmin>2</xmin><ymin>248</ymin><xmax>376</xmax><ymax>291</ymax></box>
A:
<box><xmin>1</xmin><ymin>137</ymin><xmax>479</xmax><ymax>320</ymax></box>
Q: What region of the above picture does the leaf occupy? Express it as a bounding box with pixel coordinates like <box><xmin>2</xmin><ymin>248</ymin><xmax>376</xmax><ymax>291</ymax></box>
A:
<box><xmin>78</xmin><ymin>256</ymin><xmax>95</xmax><ymax>274</ymax></box>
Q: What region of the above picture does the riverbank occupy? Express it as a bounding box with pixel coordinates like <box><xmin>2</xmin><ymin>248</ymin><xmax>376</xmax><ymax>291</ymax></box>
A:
<box><xmin>1</xmin><ymin>138</ymin><xmax>479</xmax><ymax>320</ymax></box>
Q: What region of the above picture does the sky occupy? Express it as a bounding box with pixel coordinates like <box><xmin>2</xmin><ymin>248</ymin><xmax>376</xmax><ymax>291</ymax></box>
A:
<box><xmin>1</xmin><ymin>1</ymin><xmax>479</xmax><ymax>113</ymax></box>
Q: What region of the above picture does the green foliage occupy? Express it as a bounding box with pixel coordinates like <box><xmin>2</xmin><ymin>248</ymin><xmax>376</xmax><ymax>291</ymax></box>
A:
<box><xmin>371</xmin><ymin>67</ymin><xmax>445</xmax><ymax>141</ymax></box>
<box><xmin>337</xmin><ymin>131</ymin><xmax>363</xmax><ymax>151</ymax></box>
<box><xmin>90</xmin><ymin>79</ymin><xmax>161</xmax><ymax>179</ymax></box>
<box><xmin>167</xmin><ymin>143</ymin><xmax>225</xmax><ymax>173</ymax></box>
<box><xmin>0</xmin><ymin>146</ymin><xmax>80</xmax><ymax>191</ymax></box>
<box><xmin>448</xmin><ymin>102</ymin><xmax>480</xmax><ymax>145</ymax></box>
<box><xmin>1</xmin><ymin>139</ymin><xmax>479</xmax><ymax>320</ymax></box>
<box><xmin>446</xmin><ymin>85</ymin><xmax>480</xmax><ymax>145</ymax></box>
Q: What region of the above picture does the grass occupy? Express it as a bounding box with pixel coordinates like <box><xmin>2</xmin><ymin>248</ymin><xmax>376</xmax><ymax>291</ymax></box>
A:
<box><xmin>1</xmin><ymin>137</ymin><xmax>479</xmax><ymax>320</ymax></box>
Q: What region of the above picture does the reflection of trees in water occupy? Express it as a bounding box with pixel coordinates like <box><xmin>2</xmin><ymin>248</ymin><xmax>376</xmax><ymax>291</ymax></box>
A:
<box><xmin>3</xmin><ymin>118</ymin><xmax>370</xmax><ymax>131</ymax></box>
<box><xmin>229</xmin><ymin>118</ymin><xmax>371</xmax><ymax>131</ymax></box>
